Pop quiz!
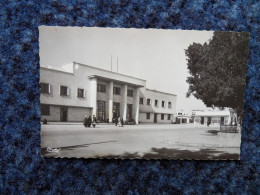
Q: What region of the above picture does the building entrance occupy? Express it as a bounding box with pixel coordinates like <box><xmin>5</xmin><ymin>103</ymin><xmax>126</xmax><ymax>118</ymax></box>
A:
<box><xmin>221</xmin><ymin>117</ymin><xmax>224</xmax><ymax>125</ymax></box>
<box><xmin>154</xmin><ymin>113</ymin><xmax>157</xmax><ymax>123</ymax></box>
<box><xmin>113</xmin><ymin>102</ymin><xmax>120</xmax><ymax>118</ymax></box>
<box><xmin>201</xmin><ymin>117</ymin><xmax>204</xmax><ymax>124</ymax></box>
<box><xmin>60</xmin><ymin>106</ymin><xmax>68</xmax><ymax>122</ymax></box>
<box><xmin>97</xmin><ymin>100</ymin><xmax>106</xmax><ymax>121</ymax></box>
<box><xmin>127</xmin><ymin>104</ymin><xmax>133</xmax><ymax>119</ymax></box>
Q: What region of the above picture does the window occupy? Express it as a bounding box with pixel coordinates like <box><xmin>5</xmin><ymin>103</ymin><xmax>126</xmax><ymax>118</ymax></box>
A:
<box><xmin>60</xmin><ymin>86</ymin><xmax>69</xmax><ymax>96</ymax></box>
<box><xmin>127</xmin><ymin>89</ymin><xmax>133</xmax><ymax>97</ymax></box>
<box><xmin>146</xmin><ymin>113</ymin><xmax>150</xmax><ymax>119</ymax></box>
<box><xmin>97</xmin><ymin>100</ymin><xmax>106</xmax><ymax>121</ymax></box>
<box><xmin>168</xmin><ymin>102</ymin><xmax>172</xmax><ymax>108</ymax></box>
<box><xmin>168</xmin><ymin>114</ymin><xmax>171</xmax><ymax>120</ymax></box>
<box><xmin>162</xmin><ymin>101</ymin><xmax>165</xmax><ymax>107</ymax></box>
<box><xmin>41</xmin><ymin>104</ymin><xmax>50</xmax><ymax>115</ymax></box>
<box><xmin>113</xmin><ymin>87</ymin><xmax>121</xmax><ymax>95</ymax></box>
<box><xmin>155</xmin><ymin>100</ymin><xmax>158</xmax><ymax>107</ymax></box>
<box><xmin>97</xmin><ymin>84</ymin><xmax>106</xmax><ymax>93</ymax></box>
<box><xmin>147</xmin><ymin>99</ymin><xmax>151</xmax><ymax>105</ymax></box>
<box><xmin>40</xmin><ymin>83</ymin><xmax>50</xmax><ymax>94</ymax></box>
<box><xmin>161</xmin><ymin>114</ymin><xmax>164</xmax><ymax>120</ymax></box>
<box><xmin>77</xmin><ymin>88</ymin><xmax>85</xmax><ymax>98</ymax></box>
<box><xmin>140</xmin><ymin>98</ymin><xmax>144</xmax><ymax>104</ymax></box>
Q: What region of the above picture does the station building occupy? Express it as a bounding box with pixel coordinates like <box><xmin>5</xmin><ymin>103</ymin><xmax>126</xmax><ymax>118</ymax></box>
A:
<box><xmin>40</xmin><ymin>62</ymin><xmax>177</xmax><ymax>124</ymax></box>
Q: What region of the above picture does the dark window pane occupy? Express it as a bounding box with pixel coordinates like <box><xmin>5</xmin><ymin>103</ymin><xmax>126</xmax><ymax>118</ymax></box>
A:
<box><xmin>97</xmin><ymin>100</ymin><xmax>106</xmax><ymax>121</ymax></box>
<box><xmin>140</xmin><ymin>98</ymin><xmax>143</xmax><ymax>104</ymax></box>
<box><xmin>127</xmin><ymin>89</ymin><xmax>133</xmax><ymax>97</ymax></box>
<box><xmin>60</xmin><ymin>86</ymin><xmax>68</xmax><ymax>96</ymax></box>
<box><xmin>41</xmin><ymin>104</ymin><xmax>50</xmax><ymax>115</ymax></box>
<box><xmin>161</xmin><ymin>114</ymin><xmax>164</xmax><ymax>120</ymax></box>
<box><xmin>113</xmin><ymin>87</ymin><xmax>121</xmax><ymax>95</ymax></box>
<box><xmin>97</xmin><ymin>84</ymin><xmax>106</xmax><ymax>93</ymax></box>
<box><xmin>78</xmin><ymin>88</ymin><xmax>84</xmax><ymax>97</ymax></box>
<box><xmin>147</xmin><ymin>99</ymin><xmax>151</xmax><ymax>105</ymax></box>
<box><xmin>146</xmin><ymin>113</ymin><xmax>150</xmax><ymax>119</ymax></box>
<box><xmin>40</xmin><ymin>83</ymin><xmax>50</xmax><ymax>94</ymax></box>
<box><xmin>162</xmin><ymin>101</ymin><xmax>165</xmax><ymax>107</ymax></box>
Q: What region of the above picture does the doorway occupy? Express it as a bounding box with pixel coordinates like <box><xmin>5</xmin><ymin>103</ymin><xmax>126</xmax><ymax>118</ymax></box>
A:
<box><xmin>221</xmin><ymin>117</ymin><xmax>224</xmax><ymax>125</ymax></box>
<box><xmin>208</xmin><ymin>117</ymin><xmax>212</xmax><ymax>125</ymax></box>
<box><xmin>113</xmin><ymin>102</ymin><xmax>120</xmax><ymax>118</ymax></box>
<box><xmin>154</xmin><ymin>113</ymin><xmax>157</xmax><ymax>123</ymax></box>
<box><xmin>127</xmin><ymin>104</ymin><xmax>133</xmax><ymax>119</ymax></box>
<box><xmin>201</xmin><ymin>117</ymin><xmax>204</xmax><ymax>124</ymax></box>
<box><xmin>60</xmin><ymin>106</ymin><xmax>68</xmax><ymax>122</ymax></box>
<box><xmin>97</xmin><ymin>100</ymin><xmax>106</xmax><ymax>121</ymax></box>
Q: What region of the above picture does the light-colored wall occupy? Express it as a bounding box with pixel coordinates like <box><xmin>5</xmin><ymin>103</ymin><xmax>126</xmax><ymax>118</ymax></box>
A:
<box><xmin>40</xmin><ymin>68</ymin><xmax>90</xmax><ymax>107</ymax></box>
<box><xmin>41</xmin><ymin>105</ymin><xmax>60</xmax><ymax>122</ymax></box>
<box><xmin>41</xmin><ymin>105</ymin><xmax>92</xmax><ymax>122</ymax></box>
<box><xmin>138</xmin><ymin>88</ymin><xmax>177</xmax><ymax>123</ymax></box>
<box><xmin>139</xmin><ymin>113</ymin><xmax>173</xmax><ymax>123</ymax></box>
<box><xmin>68</xmin><ymin>107</ymin><xmax>92</xmax><ymax>122</ymax></box>
<box><xmin>194</xmin><ymin>115</ymin><xmax>230</xmax><ymax>125</ymax></box>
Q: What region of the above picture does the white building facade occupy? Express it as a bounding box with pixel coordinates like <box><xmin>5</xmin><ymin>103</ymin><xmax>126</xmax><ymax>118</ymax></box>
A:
<box><xmin>193</xmin><ymin>109</ymin><xmax>237</xmax><ymax>126</ymax></box>
<box><xmin>40</xmin><ymin>62</ymin><xmax>177</xmax><ymax>124</ymax></box>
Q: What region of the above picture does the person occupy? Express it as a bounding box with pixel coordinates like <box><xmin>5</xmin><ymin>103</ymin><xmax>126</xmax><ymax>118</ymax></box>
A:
<box><xmin>207</xmin><ymin>120</ymin><xmax>210</xmax><ymax>127</ymax></box>
<box><xmin>92</xmin><ymin>115</ymin><xmax>97</xmax><ymax>128</ymax></box>
<box><xmin>106</xmin><ymin>116</ymin><xmax>109</xmax><ymax>124</ymax></box>
<box><xmin>114</xmin><ymin>117</ymin><xmax>118</xmax><ymax>126</ymax></box>
<box><xmin>87</xmin><ymin>116</ymin><xmax>92</xmax><ymax>127</ymax></box>
<box><xmin>43</xmin><ymin>118</ymin><xmax>48</xmax><ymax>125</ymax></box>
<box><xmin>121</xmin><ymin>117</ymin><xmax>124</xmax><ymax>127</ymax></box>
<box><xmin>83</xmin><ymin>115</ymin><xmax>88</xmax><ymax>127</ymax></box>
<box><xmin>118</xmin><ymin>116</ymin><xmax>122</xmax><ymax>127</ymax></box>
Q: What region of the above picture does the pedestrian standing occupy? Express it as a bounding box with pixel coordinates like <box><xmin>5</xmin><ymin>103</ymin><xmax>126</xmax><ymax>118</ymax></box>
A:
<box><xmin>92</xmin><ymin>115</ymin><xmax>97</xmax><ymax>128</ymax></box>
<box><xmin>83</xmin><ymin>115</ymin><xmax>88</xmax><ymax>127</ymax></box>
<box><xmin>106</xmin><ymin>116</ymin><xmax>109</xmax><ymax>124</ymax></box>
<box><xmin>87</xmin><ymin>116</ymin><xmax>92</xmax><ymax>127</ymax></box>
<box><xmin>115</xmin><ymin>117</ymin><xmax>118</xmax><ymax>126</ymax></box>
<box><xmin>121</xmin><ymin>117</ymin><xmax>124</xmax><ymax>127</ymax></box>
<box><xmin>118</xmin><ymin>117</ymin><xmax>122</xmax><ymax>127</ymax></box>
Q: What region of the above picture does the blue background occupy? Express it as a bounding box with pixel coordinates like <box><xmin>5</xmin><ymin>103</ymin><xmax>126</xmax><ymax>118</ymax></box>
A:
<box><xmin>0</xmin><ymin>0</ymin><xmax>259</xmax><ymax>194</ymax></box>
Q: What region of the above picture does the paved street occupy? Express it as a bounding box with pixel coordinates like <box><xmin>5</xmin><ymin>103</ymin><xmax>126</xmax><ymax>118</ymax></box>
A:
<box><xmin>41</xmin><ymin>123</ymin><xmax>241</xmax><ymax>160</ymax></box>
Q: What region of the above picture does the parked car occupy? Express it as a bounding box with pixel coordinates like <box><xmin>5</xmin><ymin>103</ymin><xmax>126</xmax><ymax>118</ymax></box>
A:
<box><xmin>124</xmin><ymin>119</ymin><xmax>136</xmax><ymax>125</ymax></box>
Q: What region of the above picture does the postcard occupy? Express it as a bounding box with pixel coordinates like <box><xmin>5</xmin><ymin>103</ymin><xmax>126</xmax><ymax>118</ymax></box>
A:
<box><xmin>40</xmin><ymin>26</ymin><xmax>249</xmax><ymax>159</ymax></box>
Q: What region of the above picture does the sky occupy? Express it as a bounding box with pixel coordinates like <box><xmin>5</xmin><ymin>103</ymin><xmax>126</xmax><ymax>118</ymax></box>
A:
<box><xmin>39</xmin><ymin>26</ymin><xmax>214</xmax><ymax>112</ymax></box>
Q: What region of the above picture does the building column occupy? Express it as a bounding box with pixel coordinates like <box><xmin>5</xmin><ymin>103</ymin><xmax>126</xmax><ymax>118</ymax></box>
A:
<box><xmin>133</xmin><ymin>87</ymin><xmax>140</xmax><ymax>124</ymax></box>
<box><xmin>108</xmin><ymin>81</ymin><xmax>113</xmax><ymax>122</ymax></box>
<box><xmin>90</xmin><ymin>77</ymin><xmax>97</xmax><ymax>116</ymax></box>
<box><xmin>121</xmin><ymin>84</ymin><xmax>127</xmax><ymax>120</ymax></box>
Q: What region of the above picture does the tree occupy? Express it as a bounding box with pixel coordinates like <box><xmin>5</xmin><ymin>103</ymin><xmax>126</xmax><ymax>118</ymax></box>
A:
<box><xmin>185</xmin><ymin>31</ymin><xmax>250</xmax><ymax>122</ymax></box>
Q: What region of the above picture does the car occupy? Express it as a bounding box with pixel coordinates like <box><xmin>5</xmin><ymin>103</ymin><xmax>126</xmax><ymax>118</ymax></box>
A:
<box><xmin>124</xmin><ymin>119</ymin><xmax>136</xmax><ymax>125</ymax></box>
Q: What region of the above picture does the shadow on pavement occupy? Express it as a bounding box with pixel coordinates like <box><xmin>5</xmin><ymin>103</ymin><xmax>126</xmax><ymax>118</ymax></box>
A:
<box><xmin>41</xmin><ymin>140</ymin><xmax>117</xmax><ymax>157</ymax></box>
<box><xmin>102</xmin><ymin>147</ymin><xmax>239</xmax><ymax>160</ymax></box>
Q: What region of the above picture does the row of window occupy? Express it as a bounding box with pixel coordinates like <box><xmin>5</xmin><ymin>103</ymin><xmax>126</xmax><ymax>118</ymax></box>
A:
<box><xmin>97</xmin><ymin>84</ymin><xmax>134</xmax><ymax>97</ymax></box>
<box><xmin>146</xmin><ymin>113</ymin><xmax>171</xmax><ymax>120</ymax></box>
<box><xmin>140</xmin><ymin>98</ymin><xmax>172</xmax><ymax>108</ymax></box>
<box><xmin>40</xmin><ymin>83</ymin><xmax>86</xmax><ymax>98</ymax></box>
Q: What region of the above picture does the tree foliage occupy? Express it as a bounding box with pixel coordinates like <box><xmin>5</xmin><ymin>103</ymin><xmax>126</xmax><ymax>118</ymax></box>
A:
<box><xmin>185</xmin><ymin>31</ymin><xmax>250</xmax><ymax>117</ymax></box>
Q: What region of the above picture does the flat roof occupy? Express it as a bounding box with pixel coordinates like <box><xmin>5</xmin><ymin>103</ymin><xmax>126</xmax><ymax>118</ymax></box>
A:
<box><xmin>146</xmin><ymin>88</ymin><xmax>177</xmax><ymax>96</ymax></box>
<box><xmin>88</xmin><ymin>75</ymin><xmax>145</xmax><ymax>88</ymax></box>
<box><xmin>74</xmin><ymin>61</ymin><xmax>146</xmax><ymax>82</ymax></box>
<box><xmin>40</xmin><ymin>66</ymin><xmax>74</xmax><ymax>74</ymax></box>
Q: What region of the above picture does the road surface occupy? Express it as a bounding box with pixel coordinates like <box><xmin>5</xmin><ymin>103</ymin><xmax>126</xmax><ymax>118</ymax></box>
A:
<box><xmin>41</xmin><ymin>123</ymin><xmax>241</xmax><ymax>160</ymax></box>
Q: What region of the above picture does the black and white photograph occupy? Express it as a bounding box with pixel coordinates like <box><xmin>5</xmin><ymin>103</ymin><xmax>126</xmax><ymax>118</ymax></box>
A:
<box><xmin>40</xmin><ymin>26</ymin><xmax>249</xmax><ymax>160</ymax></box>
